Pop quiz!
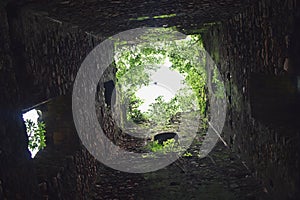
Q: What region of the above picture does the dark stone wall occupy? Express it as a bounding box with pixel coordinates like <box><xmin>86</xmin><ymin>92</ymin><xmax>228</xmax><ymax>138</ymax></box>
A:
<box><xmin>0</xmin><ymin>2</ymin><xmax>113</xmax><ymax>199</ymax></box>
<box><xmin>3</xmin><ymin>2</ymin><xmax>106</xmax><ymax>110</ymax></box>
<box><xmin>23</xmin><ymin>0</ymin><xmax>255</xmax><ymax>37</ymax></box>
<box><xmin>202</xmin><ymin>0</ymin><xmax>300</xmax><ymax>199</ymax></box>
<box><xmin>1</xmin><ymin>0</ymin><xmax>300</xmax><ymax>199</ymax></box>
<box><xmin>35</xmin><ymin>146</ymin><xmax>98</xmax><ymax>200</ymax></box>
<box><xmin>0</xmin><ymin>2</ymin><xmax>39</xmax><ymax>199</ymax></box>
<box><xmin>33</xmin><ymin>96</ymin><xmax>98</xmax><ymax>200</ymax></box>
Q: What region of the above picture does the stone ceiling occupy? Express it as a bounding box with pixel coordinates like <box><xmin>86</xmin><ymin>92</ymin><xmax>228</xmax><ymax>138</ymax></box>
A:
<box><xmin>25</xmin><ymin>0</ymin><xmax>254</xmax><ymax>36</ymax></box>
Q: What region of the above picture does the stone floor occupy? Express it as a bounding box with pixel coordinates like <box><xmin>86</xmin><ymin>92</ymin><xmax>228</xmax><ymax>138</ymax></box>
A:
<box><xmin>88</xmin><ymin>141</ymin><xmax>271</xmax><ymax>200</ymax></box>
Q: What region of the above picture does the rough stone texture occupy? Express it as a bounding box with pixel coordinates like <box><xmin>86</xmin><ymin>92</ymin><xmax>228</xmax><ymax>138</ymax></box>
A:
<box><xmin>0</xmin><ymin>2</ymin><xmax>39</xmax><ymax>199</ymax></box>
<box><xmin>1</xmin><ymin>0</ymin><xmax>300</xmax><ymax>199</ymax></box>
<box><xmin>33</xmin><ymin>95</ymin><xmax>98</xmax><ymax>199</ymax></box>
<box><xmin>0</xmin><ymin>2</ymin><xmax>106</xmax><ymax>199</ymax></box>
<box><xmin>25</xmin><ymin>0</ymin><xmax>255</xmax><ymax>36</ymax></box>
<box><xmin>35</xmin><ymin>146</ymin><xmax>98</xmax><ymax>200</ymax></box>
<box><xmin>88</xmin><ymin>142</ymin><xmax>270</xmax><ymax>200</ymax></box>
<box><xmin>14</xmin><ymin>0</ymin><xmax>256</xmax><ymax>108</ymax></box>
<box><xmin>202</xmin><ymin>0</ymin><xmax>300</xmax><ymax>199</ymax></box>
<box><xmin>18</xmin><ymin>9</ymin><xmax>101</xmax><ymax>109</ymax></box>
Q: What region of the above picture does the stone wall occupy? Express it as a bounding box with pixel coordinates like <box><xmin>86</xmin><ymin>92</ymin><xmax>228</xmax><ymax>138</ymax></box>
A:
<box><xmin>2</xmin><ymin>0</ymin><xmax>300</xmax><ymax>199</ymax></box>
<box><xmin>35</xmin><ymin>145</ymin><xmax>98</xmax><ymax>200</ymax></box>
<box><xmin>17</xmin><ymin>8</ymin><xmax>119</xmax><ymax>199</ymax></box>
<box><xmin>0</xmin><ymin>1</ymin><xmax>39</xmax><ymax>199</ymax></box>
<box><xmin>17</xmin><ymin>8</ymin><xmax>101</xmax><ymax>109</ymax></box>
<box><xmin>202</xmin><ymin>0</ymin><xmax>300</xmax><ymax>199</ymax></box>
<box><xmin>1</xmin><ymin>1</ymin><xmax>116</xmax><ymax>199</ymax></box>
<box><xmin>32</xmin><ymin>95</ymin><xmax>96</xmax><ymax>200</ymax></box>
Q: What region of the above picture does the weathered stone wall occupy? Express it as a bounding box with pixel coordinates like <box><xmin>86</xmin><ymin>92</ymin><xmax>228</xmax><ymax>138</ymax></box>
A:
<box><xmin>24</xmin><ymin>0</ymin><xmax>255</xmax><ymax>37</ymax></box>
<box><xmin>35</xmin><ymin>145</ymin><xmax>98</xmax><ymax>200</ymax></box>
<box><xmin>18</xmin><ymin>9</ymin><xmax>100</xmax><ymax>109</ymax></box>
<box><xmin>202</xmin><ymin>0</ymin><xmax>300</xmax><ymax>199</ymax></box>
<box><xmin>17</xmin><ymin>9</ymin><xmax>119</xmax><ymax>199</ymax></box>
<box><xmin>1</xmin><ymin>2</ymin><xmax>116</xmax><ymax>199</ymax></box>
<box><xmin>32</xmin><ymin>95</ymin><xmax>96</xmax><ymax>200</ymax></box>
<box><xmin>2</xmin><ymin>0</ymin><xmax>300</xmax><ymax>199</ymax></box>
<box><xmin>4</xmin><ymin>1</ymin><xmax>108</xmax><ymax>109</ymax></box>
<box><xmin>0</xmin><ymin>2</ymin><xmax>39</xmax><ymax>199</ymax></box>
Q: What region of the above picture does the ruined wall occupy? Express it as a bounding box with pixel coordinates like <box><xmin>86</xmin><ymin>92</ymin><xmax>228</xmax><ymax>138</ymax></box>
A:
<box><xmin>2</xmin><ymin>0</ymin><xmax>299</xmax><ymax>199</ymax></box>
<box><xmin>1</xmin><ymin>2</ymin><xmax>119</xmax><ymax>198</ymax></box>
<box><xmin>18</xmin><ymin>6</ymin><xmax>124</xmax><ymax>151</ymax></box>
<box><xmin>202</xmin><ymin>0</ymin><xmax>300</xmax><ymax>199</ymax></box>
<box><xmin>17</xmin><ymin>9</ymin><xmax>120</xmax><ymax>199</ymax></box>
<box><xmin>35</xmin><ymin>142</ymin><xmax>98</xmax><ymax>200</ymax></box>
<box><xmin>0</xmin><ymin>2</ymin><xmax>39</xmax><ymax>199</ymax></box>
<box><xmin>31</xmin><ymin>95</ymin><xmax>95</xmax><ymax>199</ymax></box>
<box><xmin>4</xmin><ymin>1</ymin><xmax>108</xmax><ymax>109</ymax></box>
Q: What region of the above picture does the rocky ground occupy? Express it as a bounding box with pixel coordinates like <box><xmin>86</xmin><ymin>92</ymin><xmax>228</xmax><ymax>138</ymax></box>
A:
<box><xmin>88</xmin><ymin>137</ymin><xmax>271</xmax><ymax>200</ymax></box>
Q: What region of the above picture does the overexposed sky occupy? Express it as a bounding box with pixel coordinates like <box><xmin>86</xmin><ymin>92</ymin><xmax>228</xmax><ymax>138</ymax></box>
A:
<box><xmin>22</xmin><ymin>109</ymin><xmax>40</xmax><ymax>158</ymax></box>
<box><xmin>23</xmin><ymin>109</ymin><xmax>39</xmax><ymax>122</ymax></box>
<box><xmin>136</xmin><ymin>58</ymin><xmax>185</xmax><ymax>112</ymax></box>
<box><xmin>136</xmin><ymin>84</ymin><xmax>175</xmax><ymax>112</ymax></box>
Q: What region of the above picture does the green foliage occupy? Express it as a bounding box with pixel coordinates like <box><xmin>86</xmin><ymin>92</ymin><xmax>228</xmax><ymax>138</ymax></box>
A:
<box><xmin>146</xmin><ymin>138</ymin><xmax>179</xmax><ymax>154</ymax></box>
<box><xmin>161</xmin><ymin>138</ymin><xmax>178</xmax><ymax>153</ymax></box>
<box><xmin>144</xmin><ymin>139</ymin><xmax>196</xmax><ymax>158</ymax></box>
<box><xmin>114</xmin><ymin>29</ymin><xmax>209</xmax><ymax>125</ymax></box>
<box><xmin>129</xmin><ymin>13</ymin><xmax>176</xmax><ymax>21</ymax></box>
<box><xmin>144</xmin><ymin>86</ymin><xmax>201</xmax><ymax>126</ymax></box>
<box><xmin>129</xmin><ymin>16</ymin><xmax>150</xmax><ymax>21</ymax></box>
<box><xmin>127</xmin><ymin>94</ymin><xmax>148</xmax><ymax>123</ymax></box>
<box><xmin>146</xmin><ymin>96</ymin><xmax>180</xmax><ymax>126</ymax></box>
<box><xmin>167</xmin><ymin>35</ymin><xmax>207</xmax><ymax>115</ymax></box>
<box><xmin>183</xmin><ymin>152</ymin><xmax>193</xmax><ymax>157</ymax></box>
<box><xmin>173</xmin><ymin>87</ymin><xmax>199</xmax><ymax>112</ymax></box>
<box><xmin>153</xmin><ymin>13</ymin><xmax>177</xmax><ymax>19</ymax></box>
<box><xmin>145</xmin><ymin>139</ymin><xmax>195</xmax><ymax>157</ymax></box>
<box><xmin>146</xmin><ymin>140</ymin><xmax>163</xmax><ymax>153</ymax></box>
<box><xmin>212</xmin><ymin>67</ymin><xmax>226</xmax><ymax>99</ymax></box>
<box><xmin>114</xmin><ymin>44</ymin><xmax>162</xmax><ymax>105</ymax></box>
<box><xmin>25</xmin><ymin>119</ymin><xmax>46</xmax><ymax>152</ymax></box>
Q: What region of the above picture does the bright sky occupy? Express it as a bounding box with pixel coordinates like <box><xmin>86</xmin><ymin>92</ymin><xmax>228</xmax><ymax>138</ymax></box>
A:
<box><xmin>136</xmin><ymin>84</ymin><xmax>175</xmax><ymax>112</ymax></box>
<box><xmin>23</xmin><ymin>109</ymin><xmax>39</xmax><ymax>122</ymax></box>
<box><xmin>136</xmin><ymin>57</ymin><xmax>186</xmax><ymax>112</ymax></box>
<box><xmin>22</xmin><ymin>109</ymin><xmax>40</xmax><ymax>158</ymax></box>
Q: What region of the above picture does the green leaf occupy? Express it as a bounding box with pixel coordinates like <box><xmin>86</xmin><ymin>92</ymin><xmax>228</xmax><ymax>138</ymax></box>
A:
<box><xmin>24</xmin><ymin>119</ymin><xmax>46</xmax><ymax>154</ymax></box>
